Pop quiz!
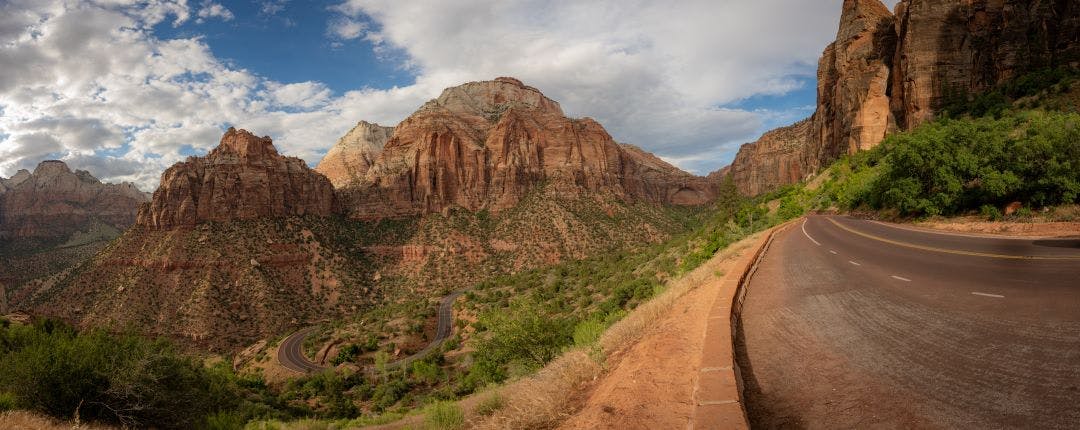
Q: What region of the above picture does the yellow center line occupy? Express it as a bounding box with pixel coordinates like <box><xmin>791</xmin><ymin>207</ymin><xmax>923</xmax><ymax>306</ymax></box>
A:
<box><xmin>825</xmin><ymin>218</ymin><xmax>1080</xmax><ymax>261</ymax></box>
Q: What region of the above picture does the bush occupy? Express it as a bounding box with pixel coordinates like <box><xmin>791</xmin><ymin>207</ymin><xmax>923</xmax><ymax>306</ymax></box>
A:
<box><xmin>572</xmin><ymin>319</ymin><xmax>605</xmax><ymax>347</ymax></box>
<box><xmin>422</xmin><ymin>401</ymin><xmax>464</xmax><ymax>430</ymax></box>
<box><xmin>474</xmin><ymin>392</ymin><xmax>504</xmax><ymax>416</ymax></box>
<box><xmin>0</xmin><ymin>319</ymin><xmax>238</xmax><ymax>429</ymax></box>
<box><xmin>468</xmin><ymin>299</ymin><xmax>573</xmax><ymax>384</ymax></box>
<box><xmin>831</xmin><ymin>111</ymin><xmax>1080</xmax><ymax>216</ymax></box>
<box><xmin>0</xmin><ymin>392</ymin><xmax>16</xmax><ymax>412</ymax></box>
<box><xmin>980</xmin><ymin>204</ymin><xmax>1003</xmax><ymax>221</ymax></box>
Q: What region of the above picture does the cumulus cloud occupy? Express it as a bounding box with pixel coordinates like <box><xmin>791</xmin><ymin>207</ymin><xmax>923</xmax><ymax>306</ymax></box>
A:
<box><xmin>327</xmin><ymin>17</ymin><xmax>366</xmax><ymax>40</ymax></box>
<box><xmin>196</xmin><ymin>1</ymin><xmax>234</xmax><ymax>24</ymax></box>
<box><xmin>323</xmin><ymin>0</ymin><xmax>904</xmax><ymax>172</ymax></box>
<box><xmin>0</xmin><ymin>0</ymin><xmax>902</xmax><ymax>192</ymax></box>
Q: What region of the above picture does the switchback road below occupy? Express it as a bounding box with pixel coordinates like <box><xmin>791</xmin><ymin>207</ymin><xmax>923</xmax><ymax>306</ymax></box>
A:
<box><xmin>278</xmin><ymin>290</ymin><xmax>464</xmax><ymax>374</ymax></box>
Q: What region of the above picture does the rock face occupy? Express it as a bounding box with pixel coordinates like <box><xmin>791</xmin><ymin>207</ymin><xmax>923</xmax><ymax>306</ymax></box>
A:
<box><xmin>342</xmin><ymin>77</ymin><xmax>714</xmax><ymax>217</ymax></box>
<box><xmin>315</xmin><ymin>121</ymin><xmax>394</xmax><ymax>187</ymax></box>
<box><xmin>0</xmin><ymin>160</ymin><xmax>148</xmax><ymax>240</ymax></box>
<box><xmin>137</xmin><ymin>128</ymin><xmax>337</xmax><ymax>229</ymax></box>
<box><xmin>890</xmin><ymin>0</ymin><xmax>1080</xmax><ymax>129</ymax></box>
<box><xmin>720</xmin><ymin>0</ymin><xmax>1080</xmax><ymax>195</ymax></box>
<box><xmin>729</xmin><ymin>119</ymin><xmax>815</xmax><ymax>196</ymax></box>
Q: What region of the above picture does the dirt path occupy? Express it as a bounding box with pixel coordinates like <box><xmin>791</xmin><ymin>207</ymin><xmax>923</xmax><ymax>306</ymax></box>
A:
<box><xmin>557</xmin><ymin>248</ymin><xmax>743</xmax><ymax>429</ymax></box>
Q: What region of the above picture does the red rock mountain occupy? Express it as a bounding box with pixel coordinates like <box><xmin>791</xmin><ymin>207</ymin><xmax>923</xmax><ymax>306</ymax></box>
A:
<box><xmin>315</xmin><ymin>120</ymin><xmax>394</xmax><ymax>187</ymax></box>
<box><xmin>136</xmin><ymin>128</ymin><xmax>337</xmax><ymax>229</ymax></box>
<box><xmin>0</xmin><ymin>160</ymin><xmax>148</xmax><ymax>241</ymax></box>
<box><xmin>719</xmin><ymin>0</ymin><xmax>1080</xmax><ymax>195</ymax></box>
<box><xmin>334</xmin><ymin>77</ymin><xmax>715</xmax><ymax>218</ymax></box>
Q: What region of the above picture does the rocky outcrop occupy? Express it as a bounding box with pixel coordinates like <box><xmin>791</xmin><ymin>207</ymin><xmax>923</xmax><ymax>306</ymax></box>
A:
<box><xmin>344</xmin><ymin>77</ymin><xmax>715</xmax><ymax>217</ymax></box>
<box><xmin>728</xmin><ymin>119</ymin><xmax>815</xmax><ymax>196</ymax></box>
<box><xmin>890</xmin><ymin>0</ymin><xmax>1080</xmax><ymax>129</ymax></box>
<box><xmin>315</xmin><ymin>121</ymin><xmax>394</xmax><ymax>187</ymax></box>
<box><xmin>137</xmin><ymin>128</ymin><xmax>337</xmax><ymax>229</ymax></box>
<box><xmin>719</xmin><ymin>0</ymin><xmax>1080</xmax><ymax>196</ymax></box>
<box><xmin>813</xmin><ymin>0</ymin><xmax>897</xmax><ymax>160</ymax></box>
<box><xmin>0</xmin><ymin>161</ymin><xmax>149</xmax><ymax>240</ymax></box>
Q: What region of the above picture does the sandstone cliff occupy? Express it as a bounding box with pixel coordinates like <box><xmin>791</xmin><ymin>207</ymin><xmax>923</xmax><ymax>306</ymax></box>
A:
<box><xmin>136</xmin><ymin>128</ymin><xmax>338</xmax><ymax>229</ymax></box>
<box><xmin>0</xmin><ymin>160</ymin><xmax>148</xmax><ymax>241</ymax></box>
<box><xmin>719</xmin><ymin>0</ymin><xmax>1080</xmax><ymax>195</ymax></box>
<box><xmin>315</xmin><ymin>120</ymin><xmax>394</xmax><ymax>187</ymax></box>
<box><xmin>341</xmin><ymin>77</ymin><xmax>715</xmax><ymax>218</ymax></box>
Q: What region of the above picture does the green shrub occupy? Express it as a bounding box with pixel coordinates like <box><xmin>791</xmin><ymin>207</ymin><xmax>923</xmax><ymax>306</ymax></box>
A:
<box><xmin>0</xmin><ymin>392</ymin><xmax>16</xmax><ymax>412</ymax></box>
<box><xmin>980</xmin><ymin>204</ymin><xmax>1003</xmax><ymax>221</ymax></box>
<box><xmin>832</xmin><ymin>111</ymin><xmax>1080</xmax><ymax>216</ymax></box>
<box><xmin>0</xmin><ymin>319</ymin><xmax>239</xmax><ymax>429</ymax></box>
<box><xmin>422</xmin><ymin>401</ymin><xmax>464</xmax><ymax>430</ymax></box>
<box><xmin>474</xmin><ymin>392</ymin><xmax>504</xmax><ymax>416</ymax></box>
<box><xmin>469</xmin><ymin>299</ymin><xmax>573</xmax><ymax>383</ymax></box>
<box><xmin>572</xmin><ymin>319</ymin><xmax>605</xmax><ymax>347</ymax></box>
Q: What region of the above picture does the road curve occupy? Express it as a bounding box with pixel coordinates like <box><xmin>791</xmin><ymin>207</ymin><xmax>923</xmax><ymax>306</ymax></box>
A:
<box><xmin>277</xmin><ymin>290</ymin><xmax>464</xmax><ymax>374</ymax></box>
<box><xmin>736</xmin><ymin>215</ymin><xmax>1080</xmax><ymax>429</ymax></box>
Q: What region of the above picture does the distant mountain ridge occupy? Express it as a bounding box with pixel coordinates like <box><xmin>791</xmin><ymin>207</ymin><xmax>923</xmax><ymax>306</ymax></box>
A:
<box><xmin>0</xmin><ymin>160</ymin><xmax>149</xmax><ymax>241</ymax></box>
<box><xmin>321</xmin><ymin>77</ymin><xmax>717</xmax><ymax>218</ymax></box>
<box><xmin>718</xmin><ymin>0</ymin><xmax>1080</xmax><ymax>195</ymax></box>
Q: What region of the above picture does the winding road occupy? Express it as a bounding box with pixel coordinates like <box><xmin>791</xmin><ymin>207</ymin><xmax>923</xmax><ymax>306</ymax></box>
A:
<box><xmin>277</xmin><ymin>290</ymin><xmax>464</xmax><ymax>373</ymax></box>
<box><xmin>736</xmin><ymin>215</ymin><xmax>1080</xmax><ymax>429</ymax></box>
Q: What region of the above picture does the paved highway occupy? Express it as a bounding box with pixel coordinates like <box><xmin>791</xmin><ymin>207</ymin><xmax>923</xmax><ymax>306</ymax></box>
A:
<box><xmin>736</xmin><ymin>215</ymin><xmax>1080</xmax><ymax>429</ymax></box>
<box><xmin>278</xmin><ymin>290</ymin><xmax>464</xmax><ymax>373</ymax></box>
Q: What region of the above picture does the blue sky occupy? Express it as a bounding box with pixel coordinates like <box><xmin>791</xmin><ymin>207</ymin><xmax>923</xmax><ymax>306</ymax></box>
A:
<box><xmin>0</xmin><ymin>0</ymin><xmax>898</xmax><ymax>189</ymax></box>
<box><xmin>152</xmin><ymin>1</ymin><xmax>413</xmax><ymax>95</ymax></box>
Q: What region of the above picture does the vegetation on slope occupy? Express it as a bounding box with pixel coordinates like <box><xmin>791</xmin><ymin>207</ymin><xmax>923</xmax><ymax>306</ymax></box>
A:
<box><xmin>0</xmin><ymin>318</ymin><xmax>297</xmax><ymax>429</ymax></box>
<box><xmin>807</xmin><ymin>67</ymin><xmax>1080</xmax><ymax>218</ymax></box>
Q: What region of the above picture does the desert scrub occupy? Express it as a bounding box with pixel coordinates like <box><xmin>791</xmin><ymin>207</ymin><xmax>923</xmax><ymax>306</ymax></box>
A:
<box><xmin>422</xmin><ymin>401</ymin><xmax>464</xmax><ymax>430</ymax></box>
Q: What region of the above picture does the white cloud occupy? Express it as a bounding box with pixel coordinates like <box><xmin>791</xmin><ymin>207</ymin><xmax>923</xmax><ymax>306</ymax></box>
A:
<box><xmin>323</xmin><ymin>0</ymin><xmax>905</xmax><ymax>172</ymax></box>
<box><xmin>327</xmin><ymin>17</ymin><xmax>365</xmax><ymax>40</ymax></box>
<box><xmin>0</xmin><ymin>0</ymin><xmax>903</xmax><ymax>192</ymax></box>
<box><xmin>196</xmin><ymin>1</ymin><xmax>234</xmax><ymax>24</ymax></box>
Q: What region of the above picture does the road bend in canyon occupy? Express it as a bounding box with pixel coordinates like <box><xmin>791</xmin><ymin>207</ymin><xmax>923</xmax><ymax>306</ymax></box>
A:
<box><xmin>737</xmin><ymin>215</ymin><xmax>1080</xmax><ymax>429</ymax></box>
<box><xmin>278</xmin><ymin>290</ymin><xmax>464</xmax><ymax>374</ymax></box>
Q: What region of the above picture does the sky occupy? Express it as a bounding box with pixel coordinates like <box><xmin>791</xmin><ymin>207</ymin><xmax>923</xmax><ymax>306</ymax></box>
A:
<box><xmin>0</xmin><ymin>0</ymin><xmax>902</xmax><ymax>191</ymax></box>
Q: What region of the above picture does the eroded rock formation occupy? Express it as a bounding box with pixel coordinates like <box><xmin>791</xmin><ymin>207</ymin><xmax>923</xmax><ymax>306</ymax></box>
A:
<box><xmin>0</xmin><ymin>160</ymin><xmax>148</xmax><ymax>240</ymax></box>
<box><xmin>341</xmin><ymin>77</ymin><xmax>715</xmax><ymax>217</ymax></box>
<box><xmin>315</xmin><ymin>121</ymin><xmax>394</xmax><ymax>187</ymax></box>
<box><xmin>137</xmin><ymin>128</ymin><xmax>337</xmax><ymax>229</ymax></box>
<box><xmin>719</xmin><ymin>0</ymin><xmax>1080</xmax><ymax>195</ymax></box>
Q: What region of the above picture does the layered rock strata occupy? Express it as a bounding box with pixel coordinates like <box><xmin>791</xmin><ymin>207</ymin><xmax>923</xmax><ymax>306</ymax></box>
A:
<box><xmin>136</xmin><ymin>128</ymin><xmax>337</xmax><ymax>229</ymax></box>
<box><xmin>338</xmin><ymin>77</ymin><xmax>715</xmax><ymax>218</ymax></box>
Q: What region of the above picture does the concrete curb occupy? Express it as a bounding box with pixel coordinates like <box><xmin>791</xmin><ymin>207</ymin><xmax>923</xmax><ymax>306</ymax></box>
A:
<box><xmin>690</xmin><ymin>220</ymin><xmax>795</xmax><ymax>429</ymax></box>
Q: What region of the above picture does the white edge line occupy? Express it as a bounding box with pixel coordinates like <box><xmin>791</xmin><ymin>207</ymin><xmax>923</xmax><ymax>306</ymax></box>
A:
<box><xmin>972</xmin><ymin>292</ymin><xmax>1005</xmax><ymax>298</ymax></box>
<box><xmin>891</xmin><ymin>275</ymin><xmax>912</xmax><ymax>282</ymax></box>
<box><xmin>802</xmin><ymin>219</ymin><xmax>821</xmax><ymax>246</ymax></box>
<box><xmin>849</xmin><ymin>260</ymin><xmax>861</xmax><ymax>266</ymax></box>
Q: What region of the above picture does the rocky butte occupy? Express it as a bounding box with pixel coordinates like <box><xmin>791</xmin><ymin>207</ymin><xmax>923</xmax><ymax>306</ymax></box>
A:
<box><xmin>323</xmin><ymin>77</ymin><xmax>717</xmax><ymax>218</ymax></box>
<box><xmin>136</xmin><ymin>128</ymin><xmax>338</xmax><ymax>229</ymax></box>
<box><xmin>0</xmin><ymin>160</ymin><xmax>148</xmax><ymax>242</ymax></box>
<box><xmin>720</xmin><ymin>0</ymin><xmax>1080</xmax><ymax>196</ymax></box>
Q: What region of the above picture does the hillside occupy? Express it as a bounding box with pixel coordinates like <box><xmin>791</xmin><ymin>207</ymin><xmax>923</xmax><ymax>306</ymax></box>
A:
<box><xmin>0</xmin><ymin>160</ymin><xmax>149</xmax><ymax>292</ymax></box>
<box><xmin>21</xmin><ymin>80</ymin><xmax>717</xmax><ymax>352</ymax></box>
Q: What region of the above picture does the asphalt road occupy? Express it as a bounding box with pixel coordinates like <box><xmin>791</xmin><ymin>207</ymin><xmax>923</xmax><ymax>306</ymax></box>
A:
<box><xmin>736</xmin><ymin>215</ymin><xmax>1080</xmax><ymax>429</ymax></box>
<box><xmin>277</xmin><ymin>290</ymin><xmax>464</xmax><ymax>373</ymax></box>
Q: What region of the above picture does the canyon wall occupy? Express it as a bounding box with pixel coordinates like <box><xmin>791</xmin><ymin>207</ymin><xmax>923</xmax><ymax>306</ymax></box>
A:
<box><xmin>722</xmin><ymin>0</ymin><xmax>1080</xmax><ymax>195</ymax></box>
